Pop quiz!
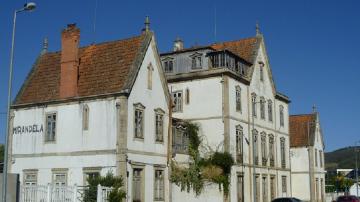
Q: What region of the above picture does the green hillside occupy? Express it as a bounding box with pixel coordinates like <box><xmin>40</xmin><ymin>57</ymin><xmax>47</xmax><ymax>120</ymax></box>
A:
<box><xmin>325</xmin><ymin>146</ymin><xmax>360</xmax><ymax>171</ymax></box>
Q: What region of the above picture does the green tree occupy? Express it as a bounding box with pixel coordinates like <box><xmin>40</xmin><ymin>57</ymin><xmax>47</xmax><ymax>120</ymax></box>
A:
<box><xmin>83</xmin><ymin>172</ymin><xmax>126</xmax><ymax>202</ymax></box>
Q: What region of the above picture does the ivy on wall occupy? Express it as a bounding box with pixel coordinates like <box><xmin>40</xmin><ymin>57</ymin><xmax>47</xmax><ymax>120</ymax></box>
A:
<box><xmin>170</xmin><ymin>122</ymin><xmax>234</xmax><ymax>196</ymax></box>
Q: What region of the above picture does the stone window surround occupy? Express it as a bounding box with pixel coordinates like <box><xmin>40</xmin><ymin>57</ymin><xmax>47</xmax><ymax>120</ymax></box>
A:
<box><xmin>133</xmin><ymin>103</ymin><xmax>146</xmax><ymax>140</ymax></box>
<box><xmin>154</xmin><ymin>108</ymin><xmax>165</xmax><ymax>143</ymax></box>
<box><xmin>23</xmin><ymin>169</ymin><xmax>38</xmax><ymax>185</ymax></box>
<box><xmin>44</xmin><ymin>111</ymin><xmax>57</xmax><ymax>144</ymax></box>
<box><xmin>51</xmin><ymin>168</ymin><xmax>68</xmax><ymax>186</ymax></box>
<box><xmin>154</xmin><ymin>166</ymin><xmax>165</xmax><ymax>201</ymax></box>
<box><xmin>83</xmin><ymin>167</ymin><xmax>101</xmax><ymax>185</ymax></box>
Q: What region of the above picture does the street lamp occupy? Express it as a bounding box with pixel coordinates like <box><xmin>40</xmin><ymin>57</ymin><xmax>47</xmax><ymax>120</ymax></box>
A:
<box><xmin>2</xmin><ymin>2</ymin><xmax>36</xmax><ymax>201</ymax></box>
<box><xmin>354</xmin><ymin>141</ymin><xmax>360</xmax><ymax>197</ymax></box>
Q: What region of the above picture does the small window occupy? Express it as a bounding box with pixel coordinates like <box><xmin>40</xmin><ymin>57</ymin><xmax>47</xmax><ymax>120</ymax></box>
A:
<box><xmin>155</xmin><ymin>109</ymin><xmax>164</xmax><ymax>142</ymax></box>
<box><xmin>83</xmin><ymin>105</ymin><xmax>89</xmax><ymax>131</ymax></box>
<box><xmin>237</xmin><ymin>174</ymin><xmax>244</xmax><ymax>202</ymax></box>
<box><xmin>280</xmin><ymin>137</ymin><xmax>286</xmax><ymax>168</ymax></box>
<box><xmin>83</xmin><ymin>168</ymin><xmax>100</xmax><ymax>186</ymax></box>
<box><xmin>260</xmin><ymin>97</ymin><xmax>265</xmax><ymax>120</ymax></box>
<box><xmin>261</xmin><ymin>133</ymin><xmax>267</xmax><ymax>166</ymax></box>
<box><xmin>147</xmin><ymin>64</ymin><xmax>154</xmax><ymax>90</ymax></box>
<box><xmin>134</xmin><ymin>103</ymin><xmax>145</xmax><ymax>139</ymax></box>
<box><xmin>315</xmin><ymin>149</ymin><xmax>318</xmax><ymax>167</ymax></box>
<box><xmin>45</xmin><ymin>113</ymin><xmax>56</xmax><ymax>142</ymax></box>
<box><xmin>259</xmin><ymin>62</ymin><xmax>264</xmax><ymax>81</ymax></box>
<box><xmin>185</xmin><ymin>88</ymin><xmax>190</xmax><ymax>104</ymax></box>
<box><xmin>253</xmin><ymin>130</ymin><xmax>258</xmax><ymax>165</ymax></box>
<box><xmin>282</xmin><ymin>176</ymin><xmax>287</xmax><ymax>194</ymax></box>
<box><xmin>268</xmin><ymin>100</ymin><xmax>273</xmax><ymax>122</ymax></box>
<box><xmin>236</xmin><ymin>125</ymin><xmax>243</xmax><ymax>164</ymax></box>
<box><xmin>191</xmin><ymin>54</ymin><xmax>202</xmax><ymax>69</ymax></box>
<box><xmin>154</xmin><ymin>169</ymin><xmax>165</xmax><ymax>201</ymax></box>
<box><xmin>252</xmin><ymin>93</ymin><xmax>257</xmax><ymax>117</ymax></box>
<box><xmin>269</xmin><ymin>135</ymin><xmax>275</xmax><ymax>167</ymax></box>
<box><xmin>164</xmin><ymin>60</ymin><xmax>174</xmax><ymax>73</ymax></box>
<box><xmin>279</xmin><ymin>105</ymin><xmax>285</xmax><ymax>127</ymax></box>
<box><xmin>172</xmin><ymin>91</ymin><xmax>183</xmax><ymax>112</ymax></box>
<box><xmin>52</xmin><ymin>170</ymin><xmax>67</xmax><ymax>186</ymax></box>
<box><xmin>23</xmin><ymin>170</ymin><xmax>38</xmax><ymax>185</ymax></box>
<box><xmin>236</xmin><ymin>86</ymin><xmax>241</xmax><ymax>112</ymax></box>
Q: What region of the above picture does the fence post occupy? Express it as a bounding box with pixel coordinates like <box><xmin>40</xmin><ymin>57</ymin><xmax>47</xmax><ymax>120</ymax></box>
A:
<box><xmin>97</xmin><ymin>184</ymin><xmax>102</xmax><ymax>202</ymax></box>
<box><xmin>47</xmin><ymin>184</ymin><xmax>51</xmax><ymax>202</ymax></box>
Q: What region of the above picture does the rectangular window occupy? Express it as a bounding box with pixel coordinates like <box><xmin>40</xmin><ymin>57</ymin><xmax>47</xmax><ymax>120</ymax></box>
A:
<box><xmin>261</xmin><ymin>134</ymin><xmax>267</xmax><ymax>166</ymax></box>
<box><xmin>252</xmin><ymin>94</ymin><xmax>257</xmax><ymax>117</ymax></box>
<box><xmin>280</xmin><ymin>105</ymin><xmax>284</xmax><ymax>127</ymax></box>
<box><xmin>45</xmin><ymin>113</ymin><xmax>56</xmax><ymax>142</ymax></box>
<box><xmin>268</xmin><ymin>100</ymin><xmax>273</xmax><ymax>122</ymax></box>
<box><xmin>154</xmin><ymin>169</ymin><xmax>164</xmax><ymax>201</ymax></box>
<box><xmin>282</xmin><ymin>176</ymin><xmax>287</xmax><ymax>194</ymax></box>
<box><xmin>83</xmin><ymin>105</ymin><xmax>89</xmax><ymax>131</ymax></box>
<box><xmin>23</xmin><ymin>170</ymin><xmax>38</xmax><ymax>185</ymax></box>
<box><xmin>260</xmin><ymin>64</ymin><xmax>264</xmax><ymax>81</ymax></box>
<box><xmin>185</xmin><ymin>88</ymin><xmax>190</xmax><ymax>105</ymax></box>
<box><xmin>155</xmin><ymin>113</ymin><xmax>164</xmax><ymax>142</ymax></box>
<box><xmin>262</xmin><ymin>176</ymin><xmax>267</xmax><ymax>202</ymax></box>
<box><xmin>269</xmin><ymin>136</ymin><xmax>275</xmax><ymax>167</ymax></box>
<box><xmin>315</xmin><ymin>149</ymin><xmax>318</xmax><ymax>167</ymax></box>
<box><xmin>172</xmin><ymin>126</ymin><xmax>188</xmax><ymax>154</ymax></box>
<box><xmin>270</xmin><ymin>176</ymin><xmax>276</xmax><ymax>200</ymax></box>
<box><xmin>52</xmin><ymin>171</ymin><xmax>67</xmax><ymax>186</ymax></box>
<box><xmin>237</xmin><ymin>174</ymin><xmax>244</xmax><ymax>202</ymax></box>
<box><xmin>172</xmin><ymin>91</ymin><xmax>183</xmax><ymax>112</ymax></box>
<box><xmin>280</xmin><ymin>138</ymin><xmax>286</xmax><ymax>168</ymax></box>
<box><xmin>260</xmin><ymin>98</ymin><xmax>265</xmax><ymax>120</ymax></box>
<box><xmin>134</xmin><ymin>105</ymin><xmax>145</xmax><ymax>139</ymax></box>
<box><xmin>236</xmin><ymin>86</ymin><xmax>241</xmax><ymax>112</ymax></box>
<box><xmin>320</xmin><ymin>151</ymin><xmax>323</xmax><ymax>168</ymax></box>
<box><xmin>236</xmin><ymin>125</ymin><xmax>243</xmax><ymax>164</ymax></box>
<box><xmin>133</xmin><ymin>168</ymin><xmax>143</xmax><ymax>202</ymax></box>
<box><xmin>315</xmin><ymin>178</ymin><xmax>318</xmax><ymax>201</ymax></box>
<box><xmin>256</xmin><ymin>175</ymin><xmax>260</xmax><ymax>202</ymax></box>
<box><xmin>83</xmin><ymin>167</ymin><xmax>101</xmax><ymax>186</ymax></box>
<box><xmin>147</xmin><ymin>65</ymin><xmax>153</xmax><ymax>90</ymax></box>
<box><xmin>254</xmin><ymin>132</ymin><xmax>258</xmax><ymax>166</ymax></box>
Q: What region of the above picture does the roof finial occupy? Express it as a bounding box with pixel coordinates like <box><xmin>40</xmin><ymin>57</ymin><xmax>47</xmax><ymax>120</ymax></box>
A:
<box><xmin>41</xmin><ymin>37</ymin><xmax>48</xmax><ymax>55</ymax></box>
<box><xmin>144</xmin><ymin>16</ymin><xmax>150</xmax><ymax>32</ymax></box>
<box><xmin>256</xmin><ymin>21</ymin><xmax>261</xmax><ymax>36</ymax></box>
<box><xmin>312</xmin><ymin>104</ymin><xmax>317</xmax><ymax>113</ymax></box>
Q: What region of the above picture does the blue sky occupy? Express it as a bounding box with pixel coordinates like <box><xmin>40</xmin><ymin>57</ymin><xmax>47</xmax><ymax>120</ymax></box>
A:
<box><xmin>0</xmin><ymin>0</ymin><xmax>359</xmax><ymax>152</ymax></box>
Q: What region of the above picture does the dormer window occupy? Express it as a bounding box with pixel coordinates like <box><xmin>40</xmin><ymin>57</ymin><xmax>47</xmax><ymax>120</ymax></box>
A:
<box><xmin>163</xmin><ymin>58</ymin><xmax>174</xmax><ymax>73</ymax></box>
<box><xmin>190</xmin><ymin>53</ymin><xmax>202</xmax><ymax>69</ymax></box>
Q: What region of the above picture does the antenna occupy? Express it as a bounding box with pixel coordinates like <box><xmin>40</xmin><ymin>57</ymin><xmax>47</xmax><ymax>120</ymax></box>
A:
<box><xmin>214</xmin><ymin>3</ymin><xmax>217</xmax><ymax>42</ymax></box>
<box><xmin>92</xmin><ymin>0</ymin><xmax>99</xmax><ymax>43</ymax></box>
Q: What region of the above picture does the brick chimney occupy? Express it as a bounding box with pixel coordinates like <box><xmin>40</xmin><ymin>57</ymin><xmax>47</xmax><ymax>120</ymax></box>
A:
<box><xmin>60</xmin><ymin>23</ymin><xmax>80</xmax><ymax>98</ymax></box>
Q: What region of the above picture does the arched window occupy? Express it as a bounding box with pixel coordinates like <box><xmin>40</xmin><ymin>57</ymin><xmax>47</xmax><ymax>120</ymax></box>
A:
<box><xmin>253</xmin><ymin>129</ymin><xmax>259</xmax><ymax>165</ymax></box>
<box><xmin>252</xmin><ymin>93</ymin><xmax>257</xmax><ymax>117</ymax></box>
<box><xmin>279</xmin><ymin>105</ymin><xmax>284</xmax><ymax>127</ymax></box>
<box><xmin>236</xmin><ymin>125</ymin><xmax>243</xmax><ymax>163</ymax></box>
<box><xmin>147</xmin><ymin>64</ymin><xmax>154</xmax><ymax>90</ymax></box>
<box><xmin>236</xmin><ymin>86</ymin><xmax>241</xmax><ymax>112</ymax></box>
<box><xmin>261</xmin><ymin>132</ymin><xmax>267</xmax><ymax>166</ymax></box>
<box><xmin>260</xmin><ymin>97</ymin><xmax>265</xmax><ymax>120</ymax></box>
<box><xmin>268</xmin><ymin>100</ymin><xmax>273</xmax><ymax>122</ymax></box>
<box><xmin>268</xmin><ymin>134</ymin><xmax>275</xmax><ymax>167</ymax></box>
<box><xmin>83</xmin><ymin>104</ymin><xmax>89</xmax><ymax>130</ymax></box>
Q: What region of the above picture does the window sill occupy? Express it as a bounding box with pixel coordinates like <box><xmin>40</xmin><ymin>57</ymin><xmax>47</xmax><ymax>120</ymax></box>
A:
<box><xmin>134</xmin><ymin>137</ymin><xmax>144</xmax><ymax>142</ymax></box>
<box><xmin>155</xmin><ymin>141</ymin><xmax>164</xmax><ymax>144</ymax></box>
<box><xmin>44</xmin><ymin>141</ymin><xmax>56</xmax><ymax>144</ymax></box>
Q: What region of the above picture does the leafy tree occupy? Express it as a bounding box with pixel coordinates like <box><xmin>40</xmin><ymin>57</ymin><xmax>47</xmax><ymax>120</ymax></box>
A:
<box><xmin>84</xmin><ymin>172</ymin><xmax>126</xmax><ymax>202</ymax></box>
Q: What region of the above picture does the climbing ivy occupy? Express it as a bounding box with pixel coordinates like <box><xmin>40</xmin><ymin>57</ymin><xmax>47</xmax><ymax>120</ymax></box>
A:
<box><xmin>170</xmin><ymin>122</ymin><xmax>234</xmax><ymax>196</ymax></box>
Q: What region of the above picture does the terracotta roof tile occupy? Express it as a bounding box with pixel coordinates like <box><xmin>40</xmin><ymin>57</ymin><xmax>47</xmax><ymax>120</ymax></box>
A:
<box><xmin>210</xmin><ymin>37</ymin><xmax>260</xmax><ymax>64</ymax></box>
<box><xmin>15</xmin><ymin>34</ymin><xmax>146</xmax><ymax>105</ymax></box>
<box><xmin>289</xmin><ymin>114</ymin><xmax>316</xmax><ymax>147</ymax></box>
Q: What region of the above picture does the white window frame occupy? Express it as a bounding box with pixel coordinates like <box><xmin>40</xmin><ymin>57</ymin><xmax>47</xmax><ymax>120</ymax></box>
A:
<box><xmin>252</xmin><ymin>93</ymin><xmax>257</xmax><ymax>118</ymax></box>
<box><xmin>52</xmin><ymin>168</ymin><xmax>68</xmax><ymax>186</ymax></box>
<box><xmin>134</xmin><ymin>103</ymin><xmax>145</xmax><ymax>139</ymax></box>
<box><xmin>280</xmin><ymin>137</ymin><xmax>286</xmax><ymax>168</ymax></box>
<box><xmin>154</xmin><ymin>168</ymin><xmax>165</xmax><ymax>201</ymax></box>
<box><xmin>279</xmin><ymin>105</ymin><xmax>285</xmax><ymax>127</ymax></box>
<box><xmin>154</xmin><ymin>108</ymin><xmax>165</xmax><ymax>143</ymax></box>
<box><xmin>268</xmin><ymin>99</ymin><xmax>273</xmax><ymax>122</ymax></box>
<box><xmin>172</xmin><ymin>91</ymin><xmax>183</xmax><ymax>112</ymax></box>
<box><xmin>45</xmin><ymin>112</ymin><xmax>57</xmax><ymax>143</ymax></box>
<box><xmin>83</xmin><ymin>167</ymin><xmax>101</xmax><ymax>186</ymax></box>
<box><xmin>235</xmin><ymin>86</ymin><xmax>241</xmax><ymax>112</ymax></box>
<box><xmin>260</xmin><ymin>97</ymin><xmax>265</xmax><ymax>120</ymax></box>
<box><xmin>23</xmin><ymin>169</ymin><xmax>38</xmax><ymax>185</ymax></box>
<box><xmin>236</xmin><ymin>125</ymin><xmax>243</xmax><ymax>164</ymax></box>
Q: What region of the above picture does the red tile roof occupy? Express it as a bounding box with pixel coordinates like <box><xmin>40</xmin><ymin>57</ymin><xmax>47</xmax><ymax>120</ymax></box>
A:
<box><xmin>15</xmin><ymin>34</ymin><xmax>148</xmax><ymax>105</ymax></box>
<box><xmin>211</xmin><ymin>37</ymin><xmax>260</xmax><ymax>64</ymax></box>
<box><xmin>290</xmin><ymin>114</ymin><xmax>316</xmax><ymax>147</ymax></box>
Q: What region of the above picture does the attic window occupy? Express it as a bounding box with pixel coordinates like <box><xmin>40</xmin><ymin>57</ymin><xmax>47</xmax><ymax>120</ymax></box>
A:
<box><xmin>190</xmin><ymin>53</ymin><xmax>202</xmax><ymax>69</ymax></box>
<box><xmin>164</xmin><ymin>60</ymin><xmax>174</xmax><ymax>73</ymax></box>
<box><xmin>259</xmin><ymin>62</ymin><xmax>264</xmax><ymax>82</ymax></box>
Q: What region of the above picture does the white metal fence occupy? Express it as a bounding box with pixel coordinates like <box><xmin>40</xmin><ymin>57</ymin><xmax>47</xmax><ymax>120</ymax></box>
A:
<box><xmin>19</xmin><ymin>184</ymin><xmax>113</xmax><ymax>202</ymax></box>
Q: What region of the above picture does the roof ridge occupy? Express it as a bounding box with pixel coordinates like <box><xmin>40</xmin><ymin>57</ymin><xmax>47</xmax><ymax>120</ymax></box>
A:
<box><xmin>210</xmin><ymin>35</ymin><xmax>258</xmax><ymax>46</ymax></box>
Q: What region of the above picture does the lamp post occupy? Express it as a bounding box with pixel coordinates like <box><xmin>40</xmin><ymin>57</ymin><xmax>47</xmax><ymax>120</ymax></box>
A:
<box><xmin>2</xmin><ymin>3</ymin><xmax>36</xmax><ymax>201</ymax></box>
<box><xmin>355</xmin><ymin>141</ymin><xmax>360</xmax><ymax>197</ymax></box>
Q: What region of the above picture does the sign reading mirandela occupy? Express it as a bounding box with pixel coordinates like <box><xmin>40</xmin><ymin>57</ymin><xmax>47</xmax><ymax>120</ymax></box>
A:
<box><xmin>13</xmin><ymin>124</ymin><xmax>44</xmax><ymax>135</ymax></box>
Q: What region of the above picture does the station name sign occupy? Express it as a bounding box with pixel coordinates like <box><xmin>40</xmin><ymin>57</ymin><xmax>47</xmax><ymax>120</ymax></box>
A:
<box><xmin>13</xmin><ymin>124</ymin><xmax>44</xmax><ymax>135</ymax></box>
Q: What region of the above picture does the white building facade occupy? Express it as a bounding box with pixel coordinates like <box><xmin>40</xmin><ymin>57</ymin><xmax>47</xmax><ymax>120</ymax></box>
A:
<box><xmin>290</xmin><ymin>112</ymin><xmax>326</xmax><ymax>202</ymax></box>
<box><xmin>161</xmin><ymin>31</ymin><xmax>291</xmax><ymax>202</ymax></box>
<box><xmin>9</xmin><ymin>23</ymin><xmax>172</xmax><ymax>201</ymax></box>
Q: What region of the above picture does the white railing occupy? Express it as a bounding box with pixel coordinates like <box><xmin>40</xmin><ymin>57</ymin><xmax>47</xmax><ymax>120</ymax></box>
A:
<box><xmin>96</xmin><ymin>184</ymin><xmax>113</xmax><ymax>202</ymax></box>
<box><xmin>20</xmin><ymin>184</ymin><xmax>113</xmax><ymax>202</ymax></box>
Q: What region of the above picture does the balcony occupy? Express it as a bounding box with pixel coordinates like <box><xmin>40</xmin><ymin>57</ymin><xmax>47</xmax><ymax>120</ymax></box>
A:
<box><xmin>207</xmin><ymin>50</ymin><xmax>248</xmax><ymax>76</ymax></box>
